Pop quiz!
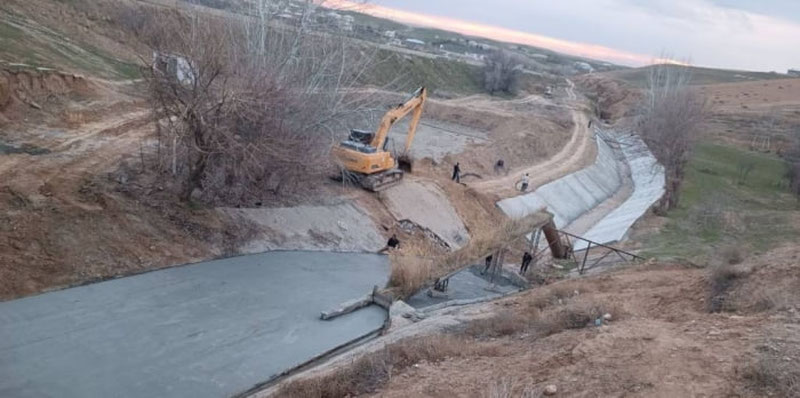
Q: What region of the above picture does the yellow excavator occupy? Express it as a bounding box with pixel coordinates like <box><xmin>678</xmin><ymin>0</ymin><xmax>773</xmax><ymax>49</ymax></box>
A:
<box><xmin>332</xmin><ymin>87</ymin><xmax>427</xmax><ymax>191</ymax></box>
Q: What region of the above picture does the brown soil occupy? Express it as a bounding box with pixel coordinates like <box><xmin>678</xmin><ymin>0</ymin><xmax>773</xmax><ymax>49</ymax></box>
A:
<box><xmin>698</xmin><ymin>78</ymin><xmax>800</xmax><ymax>153</ymax></box>
<box><xmin>469</xmin><ymin>108</ymin><xmax>595</xmax><ymax>199</ymax></box>
<box><xmin>280</xmin><ymin>245</ymin><xmax>800</xmax><ymax>398</ymax></box>
<box><xmin>0</xmin><ymin>95</ymin><xmax>235</xmax><ymax>299</ymax></box>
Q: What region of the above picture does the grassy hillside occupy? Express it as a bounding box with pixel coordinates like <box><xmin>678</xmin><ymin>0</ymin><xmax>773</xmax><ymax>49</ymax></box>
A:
<box><xmin>643</xmin><ymin>142</ymin><xmax>799</xmax><ymax>261</ymax></box>
<box><xmin>607</xmin><ymin>65</ymin><xmax>789</xmax><ymax>87</ymax></box>
<box><xmin>0</xmin><ymin>7</ymin><xmax>139</xmax><ymax>79</ymax></box>
<box><xmin>361</xmin><ymin>49</ymin><xmax>485</xmax><ymax>96</ymax></box>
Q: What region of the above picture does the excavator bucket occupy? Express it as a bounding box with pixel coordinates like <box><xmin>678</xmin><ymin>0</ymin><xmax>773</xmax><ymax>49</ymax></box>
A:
<box><xmin>397</xmin><ymin>154</ymin><xmax>413</xmax><ymax>173</ymax></box>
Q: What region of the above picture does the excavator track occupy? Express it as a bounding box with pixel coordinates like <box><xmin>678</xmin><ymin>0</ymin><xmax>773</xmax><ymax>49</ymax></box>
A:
<box><xmin>360</xmin><ymin>169</ymin><xmax>404</xmax><ymax>192</ymax></box>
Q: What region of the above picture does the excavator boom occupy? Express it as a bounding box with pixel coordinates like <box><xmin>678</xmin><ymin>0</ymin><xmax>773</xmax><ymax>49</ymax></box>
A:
<box><xmin>332</xmin><ymin>87</ymin><xmax>427</xmax><ymax>192</ymax></box>
<box><xmin>369</xmin><ymin>87</ymin><xmax>427</xmax><ymax>150</ymax></box>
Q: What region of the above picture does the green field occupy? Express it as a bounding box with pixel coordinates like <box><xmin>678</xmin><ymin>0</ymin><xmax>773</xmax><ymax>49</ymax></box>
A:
<box><xmin>642</xmin><ymin>142</ymin><xmax>799</xmax><ymax>262</ymax></box>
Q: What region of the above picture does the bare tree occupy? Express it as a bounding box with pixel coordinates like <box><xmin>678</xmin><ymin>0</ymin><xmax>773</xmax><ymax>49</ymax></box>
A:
<box><xmin>638</xmin><ymin>61</ymin><xmax>708</xmax><ymax>213</ymax></box>
<box><xmin>139</xmin><ymin>1</ymin><xmax>381</xmax><ymax>204</ymax></box>
<box><xmin>483</xmin><ymin>50</ymin><xmax>518</xmax><ymax>95</ymax></box>
<box><xmin>785</xmin><ymin>131</ymin><xmax>800</xmax><ymax>199</ymax></box>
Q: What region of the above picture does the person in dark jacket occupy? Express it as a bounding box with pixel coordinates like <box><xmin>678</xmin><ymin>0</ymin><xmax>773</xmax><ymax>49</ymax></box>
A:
<box><xmin>387</xmin><ymin>234</ymin><xmax>400</xmax><ymax>249</ymax></box>
<box><xmin>481</xmin><ymin>254</ymin><xmax>493</xmax><ymax>275</ymax></box>
<box><xmin>452</xmin><ymin>162</ymin><xmax>461</xmax><ymax>183</ymax></box>
<box><xmin>520</xmin><ymin>251</ymin><xmax>533</xmax><ymax>274</ymax></box>
<box><xmin>379</xmin><ymin>234</ymin><xmax>400</xmax><ymax>253</ymax></box>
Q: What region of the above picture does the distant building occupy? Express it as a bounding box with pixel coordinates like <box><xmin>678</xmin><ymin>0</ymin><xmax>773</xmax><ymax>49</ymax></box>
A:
<box><xmin>788</xmin><ymin>69</ymin><xmax>800</xmax><ymax>77</ymax></box>
<box><xmin>404</xmin><ymin>38</ymin><xmax>426</xmax><ymax>49</ymax></box>
<box><xmin>340</xmin><ymin>15</ymin><xmax>354</xmax><ymax>31</ymax></box>
<box><xmin>383</xmin><ymin>30</ymin><xmax>396</xmax><ymax>39</ymax></box>
<box><xmin>574</xmin><ymin>61</ymin><xmax>594</xmax><ymax>73</ymax></box>
<box><xmin>318</xmin><ymin>11</ymin><xmax>353</xmax><ymax>31</ymax></box>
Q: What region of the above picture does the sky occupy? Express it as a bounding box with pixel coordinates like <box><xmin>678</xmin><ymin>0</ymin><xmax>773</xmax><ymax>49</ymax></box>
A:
<box><xmin>329</xmin><ymin>0</ymin><xmax>800</xmax><ymax>72</ymax></box>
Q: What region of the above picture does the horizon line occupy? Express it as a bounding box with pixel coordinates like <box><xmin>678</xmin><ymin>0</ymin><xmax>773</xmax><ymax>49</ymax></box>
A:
<box><xmin>323</xmin><ymin>0</ymin><xmax>654</xmax><ymax>67</ymax></box>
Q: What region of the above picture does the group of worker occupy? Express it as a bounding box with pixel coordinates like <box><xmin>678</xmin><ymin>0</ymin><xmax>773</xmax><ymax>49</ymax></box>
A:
<box><xmin>381</xmin><ymin>236</ymin><xmax>535</xmax><ymax>275</ymax></box>
<box><xmin>452</xmin><ymin>161</ymin><xmax>530</xmax><ymax>192</ymax></box>
<box><xmin>481</xmin><ymin>251</ymin><xmax>534</xmax><ymax>275</ymax></box>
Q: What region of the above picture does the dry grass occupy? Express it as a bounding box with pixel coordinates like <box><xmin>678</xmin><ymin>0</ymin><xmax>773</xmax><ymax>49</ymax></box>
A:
<box><xmin>743</xmin><ymin>350</ymin><xmax>800</xmax><ymax>397</ymax></box>
<box><xmin>719</xmin><ymin>244</ymin><xmax>744</xmax><ymax>265</ymax></box>
<box><xmin>278</xmin><ymin>335</ymin><xmax>498</xmax><ymax>398</ymax></box>
<box><xmin>388</xmin><ymin>212</ymin><xmax>551</xmax><ymax>297</ymax></box>
<box><xmin>387</xmin><ymin>255</ymin><xmax>434</xmax><ymax>297</ymax></box>
<box><xmin>465</xmin><ymin>310</ymin><xmax>532</xmax><ymax>338</ymax></box>
<box><xmin>464</xmin><ymin>282</ymin><xmax>619</xmax><ymax>340</ymax></box>
<box><xmin>484</xmin><ymin>378</ymin><xmax>541</xmax><ymax>398</ymax></box>
<box><xmin>706</xmin><ymin>263</ymin><xmax>745</xmax><ymax>312</ymax></box>
<box><xmin>527</xmin><ymin>284</ymin><xmax>580</xmax><ymax>310</ymax></box>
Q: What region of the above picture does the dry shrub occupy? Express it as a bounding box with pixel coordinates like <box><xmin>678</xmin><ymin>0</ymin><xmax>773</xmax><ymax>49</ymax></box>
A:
<box><xmin>465</xmin><ymin>310</ymin><xmax>531</xmax><ymax>338</ymax></box>
<box><xmin>707</xmin><ymin>264</ymin><xmax>745</xmax><ymax>312</ymax></box>
<box><xmin>464</xmin><ymin>293</ymin><xmax>619</xmax><ymax>340</ymax></box>
<box><xmin>388</xmin><ymin>212</ymin><xmax>550</xmax><ymax>297</ymax></box>
<box><xmin>744</xmin><ymin>287</ymin><xmax>793</xmax><ymax>313</ymax></box>
<box><xmin>533</xmin><ymin>301</ymin><xmax>617</xmax><ymax>337</ymax></box>
<box><xmin>387</xmin><ymin>255</ymin><xmax>433</xmax><ymax>297</ymax></box>
<box><xmin>140</xmin><ymin>2</ymin><xmax>382</xmax><ymax>204</ymax></box>
<box><xmin>527</xmin><ymin>284</ymin><xmax>579</xmax><ymax>310</ymax></box>
<box><xmin>280</xmin><ymin>335</ymin><xmax>492</xmax><ymax>397</ymax></box>
<box><xmin>719</xmin><ymin>244</ymin><xmax>744</xmax><ymax>265</ymax></box>
<box><xmin>484</xmin><ymin>378</ymin><xmax>540</xmax><ymax>398</ymax></box>
<box><xmin>743</xmin><ymin>351</ymin><xmax>800</xmax><ymax>397</ymax></box>
<box><xmin>483</xmin><ymin>50</ymin><xmax>521</xmax><ymax>95</ymax></box>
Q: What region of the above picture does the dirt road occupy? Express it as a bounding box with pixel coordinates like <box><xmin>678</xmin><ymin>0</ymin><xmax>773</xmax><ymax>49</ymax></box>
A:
<box><xmin>470</xmin><ymin>108</ymin><xmax>594</xmax><ymax>198</ymax></box>
<box><xmin>469</xmin><ymin>79</ymin><xmax>595</xmax><ymax>198</ymax></box>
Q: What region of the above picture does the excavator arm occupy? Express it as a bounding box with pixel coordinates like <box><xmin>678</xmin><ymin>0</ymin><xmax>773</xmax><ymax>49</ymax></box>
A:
<box><xmin>369</xmin><ymin>87</ymin><xmax>427</xmax><ymax>152</ymax></box>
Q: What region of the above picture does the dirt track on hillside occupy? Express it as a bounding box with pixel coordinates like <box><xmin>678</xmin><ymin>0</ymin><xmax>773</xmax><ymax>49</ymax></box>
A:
<box><xmin>470</xmin><ymin>109</ymin><xmax>595</xmax><ymax>198</ymax></box>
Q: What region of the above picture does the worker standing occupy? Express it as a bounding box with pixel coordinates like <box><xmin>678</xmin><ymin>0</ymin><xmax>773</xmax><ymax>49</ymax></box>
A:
<box><xmin>452</xmin><ymin>162</ymin><xmax>461</xmax><ymax>183</ymax></box>
<box><xmin>520</xmin><ymin>173</ymin><xmax>530</xmax><ymax>192</ymax></box>
<box><xmin>481</xmin><ymin>254</ymin><xmax>493</xmax><ymax>275</ymax></box>
<box><xmin>520</xmin><ymin>251</ymin><xmax>532</xmax><ymax>275</ymax></box>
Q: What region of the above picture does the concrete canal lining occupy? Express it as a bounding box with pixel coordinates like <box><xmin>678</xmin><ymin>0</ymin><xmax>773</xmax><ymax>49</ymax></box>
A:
<box><xmin>497</xmin><ymin>133</ymin><xmax>624</xmax><ymax>227</ymax></box>
<box><xmin>574</xmin><ymin>134</ymin><xmax>665</xmax><ymax>250</ymax></box>
<box><xmin>0</xmin><ymin>251</ymin><xmax>389</xmax><ymax>398</ymax></box>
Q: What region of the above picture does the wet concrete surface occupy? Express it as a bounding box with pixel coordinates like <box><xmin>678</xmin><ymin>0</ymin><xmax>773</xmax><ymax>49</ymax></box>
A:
<box><xmin>0</xmin><ymin>141</ymin><xmax>49</xmax><ymax>155</ymax></box>
<box><xmin>0</xmin><ymin>251</ymin><xmax>389</xmax><ymax>398</ymax></box>
<box><xmin>406</xmin><ymin>265</ymin><xmax>519</xmax><ymax>309</ymax></box>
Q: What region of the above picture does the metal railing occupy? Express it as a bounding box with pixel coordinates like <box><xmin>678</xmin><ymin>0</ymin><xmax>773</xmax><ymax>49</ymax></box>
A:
<box><xmin>558</xmin><ymin>230</ymin><xmax>644</xmax><ymax>274</ymax></box>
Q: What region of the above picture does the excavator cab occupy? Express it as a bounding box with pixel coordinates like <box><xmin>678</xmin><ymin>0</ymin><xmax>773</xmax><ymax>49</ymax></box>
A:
<box><xmin>340</xmin><ymin>129</ymin><xmax>377</xmax><ymax>153</ymax></box>
<box><xmin>332</xmin><ymin>87</ymin><xmax>427</xmax><ymax>191</ymax></box>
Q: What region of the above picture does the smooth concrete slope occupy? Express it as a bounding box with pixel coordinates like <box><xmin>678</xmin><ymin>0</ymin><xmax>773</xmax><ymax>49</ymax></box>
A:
<box><xmin>0</xmin><ymin>252</ymin><xmax>389</xmax><ymax>398</ymax></box>
<box><xmin>381</xmin><ymin>179</ymin><xmax>470</xmax><ymax>249</ymax></box>
<box><xmin>497</xmin><ymin>134</ymin><xmax>624</xmax><ymax>227</ymax></box>
<box><xmin>222</xmin><ymin>203</ymin><xmax>385</xmax><ymax>253</ymax></box>
<box><xmin>574</xmin><ymin>134</ymin><xmax>665</xmax><ymax>250</ymax></box>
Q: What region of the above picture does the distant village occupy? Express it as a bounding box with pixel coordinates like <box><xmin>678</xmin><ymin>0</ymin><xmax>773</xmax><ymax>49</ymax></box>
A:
<box><xmin>259</xmin><ymin>1</ymin><xmax>617</xmax><ymax>74</ymax></box>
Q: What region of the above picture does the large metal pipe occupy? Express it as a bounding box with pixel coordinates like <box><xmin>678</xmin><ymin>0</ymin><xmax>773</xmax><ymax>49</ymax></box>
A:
<box><xmin>542</xmin><ymin>219</ymin><xmax>568</xmax><ymax>259</ymax></box>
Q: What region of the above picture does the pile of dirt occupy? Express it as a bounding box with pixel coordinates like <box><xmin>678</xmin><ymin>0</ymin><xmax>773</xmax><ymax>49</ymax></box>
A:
<box><xmin>0</xmin><ymin>66</ymin><xmax>94</xmax><ymax>125</ymax></box>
